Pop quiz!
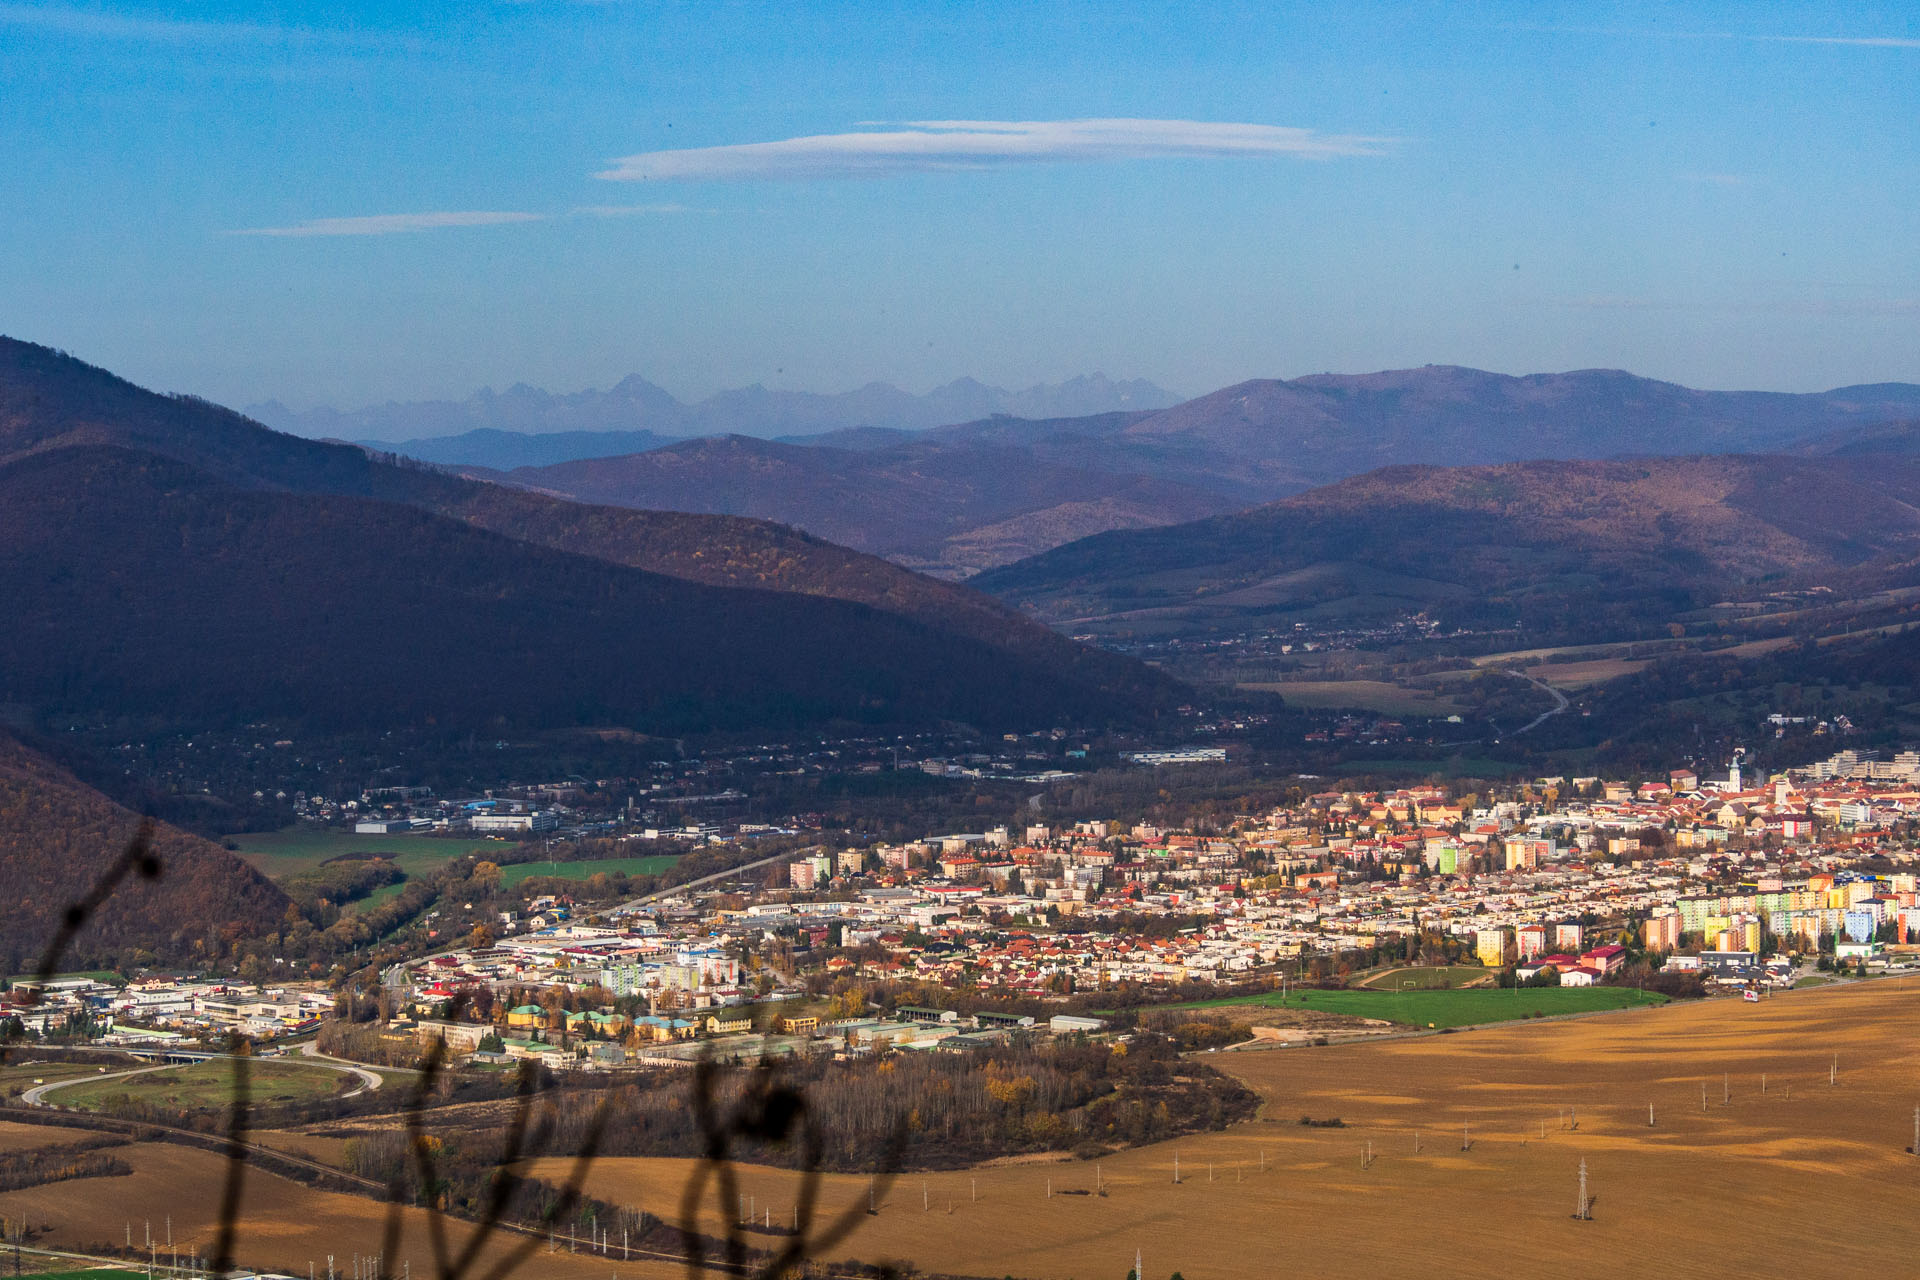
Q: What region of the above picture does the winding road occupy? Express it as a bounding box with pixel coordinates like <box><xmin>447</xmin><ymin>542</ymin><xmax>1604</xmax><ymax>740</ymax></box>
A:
<box><xmin>20</xmin><ymin>1050</ymin><xmax>380</xmax><ymax>1107</ymax></box>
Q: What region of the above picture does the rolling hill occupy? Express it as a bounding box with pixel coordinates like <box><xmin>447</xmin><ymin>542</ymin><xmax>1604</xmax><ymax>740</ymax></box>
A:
<box><xmin>0</xmin><ymin>445</ymin><xmax>1150</xmax><ymax>735</ymax></box>
<box><xmin>483</xmin><ymin>432</ymin><xmax>1241</xmax><ymax>575</ymax></box>
<box><xmin>0</xmin><ymin>337</ymin><xmax>1177</xmax><ymax>718</ymax></box>
<box><xmin>0</xmin><ymin>730</ymin><xmax>290</xmax><ymax>971</ymax></box>
<box><xmin>1102</xmin><ymin>366</ymin><xmax>1920</xmax><ymax>491</ymax></box>
<box><xmin>372</xmin><ymin>367</ymin><xmax>1920</xmax><ymax>575</ymax></box>
<box><xmin>973</xmin><ymin>455</ymin><xmax>1920</xmax><ymax>644</ymax></box>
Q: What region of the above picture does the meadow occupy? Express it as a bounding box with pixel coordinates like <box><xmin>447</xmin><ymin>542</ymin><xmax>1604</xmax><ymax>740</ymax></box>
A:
<box><xmin>53</xmin><ymin>1059</ymin><xmax>347</xmax><ymax>1112</ymax></box>
<box><xmin>1235</xmin><ymin>679</ymin><xmax>1465</xmax><ymax>717</ymax></box>
<box><xmin>499</xmin><ymin>855</ymin><xmax>680</xmax><ymax>888</ymax></box>
<box><xmin>229</xmin><ymin>828</ymin><xmax>506</xmax><ymax>880</ymax></box>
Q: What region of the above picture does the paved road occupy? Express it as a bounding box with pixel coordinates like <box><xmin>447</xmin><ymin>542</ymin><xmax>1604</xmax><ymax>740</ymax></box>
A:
<box><xmin>22</xmin><ymin>1050</ymin><xmax>380</xmax><ymax>1106</ymax></box>
<box><xmin>295</xmin><ymin>1040</ymin><xmax>387</xmax><ymax>1093</ymax></box>
<box><xmin>610</xmin><ymin>848</ymin><xmax>793</xmax><ymax>916</ymax></box>
<box><xmin>1509</xmin><ymin>672</ymin><xmax>1572</xmax><ymax>736</ymax></box>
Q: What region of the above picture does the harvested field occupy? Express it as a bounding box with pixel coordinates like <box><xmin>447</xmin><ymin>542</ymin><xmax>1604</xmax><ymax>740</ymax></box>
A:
<box><xmin>0</xmin><ymin>1120</ymin><xmax>98</xmax><ymax>1152</ymax></box>
<box><xmin>0</xmin><ymin>1142</ymin><xmax>682</xmax><ymax>1280</ymax></box>
<box><xmin>1237</xmin><ymin>680</ymin><xmax>1464</xmax><ymax>716</ymax></box>
<box><xmin>522</xmin><ymin>979</ymin><xmax>1920</xmax><ymax>1278</ymax></box>
<box><xmin>1522</xmin><ymin>657</ymin><xmax>1652</xmax><ymax>687</ymax></box>
<box><xmin>1144</xmin><ymin>985</ymin><xmax>1667</xmax><ymax>1028</ymax></box>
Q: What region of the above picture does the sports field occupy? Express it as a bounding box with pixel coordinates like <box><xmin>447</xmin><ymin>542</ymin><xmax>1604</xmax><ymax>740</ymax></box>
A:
<box><xmin>1355</xmin><ymin>965</ymin><xmax>1495</xmax><ymax>991</ymax></box>
<box><xmin>1136</xmin><ymin>985</ymin><xmax>1667</xmax><ymax>1029</ymax></box>
<box><xmin>230</xmin><ymin>828</ymin><xmax>504</xmax><ymax>879</ymax></box>
<box><xmin>522</xmin><ymin>977</ymin><xmax>1920</xmax><ymax>1279</ymax></box>
<box><xmin>499</xmin><ymin>855</ymin><xmax>680</xmax><ymax>887</ymax></box>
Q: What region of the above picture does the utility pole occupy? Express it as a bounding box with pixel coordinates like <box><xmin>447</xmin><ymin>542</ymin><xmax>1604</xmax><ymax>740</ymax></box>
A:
<box><xmin>1648</xmin><ymin>1102</ymin><xmax>1655</xmax><ymax>1127</ymax></box>
<box><xmin>1576</xmin><ymin>1159</ymin><xmax>1591</xmax><ymax>1220</ymax></box>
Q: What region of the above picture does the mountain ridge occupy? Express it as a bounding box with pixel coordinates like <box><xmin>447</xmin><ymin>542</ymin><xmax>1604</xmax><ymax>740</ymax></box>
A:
<box><xmin>0</xmin><ymin>335</ymin><xmax>1177</xmax><ymax>714</ymax></box>
<box><xmin>972</xmin><ymin>453</ymin><xmax>1920</xmax><ymax>645</ymax></box>
<box><xmin>251</xmin><ymin>372</ymin><xmax>1184</xmax><ymax>444</ymax></box>
<box><xmin>0</xmin><ymin>337</ymin><xmax>1181</xmax><ymax>729</ymax></box>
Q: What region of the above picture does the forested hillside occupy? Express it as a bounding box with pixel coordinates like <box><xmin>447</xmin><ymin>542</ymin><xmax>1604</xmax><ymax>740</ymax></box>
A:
<box><xmin>0</xmin><ymin>732</ymin><xmax>290</xmax><ymax>972</ymax></box>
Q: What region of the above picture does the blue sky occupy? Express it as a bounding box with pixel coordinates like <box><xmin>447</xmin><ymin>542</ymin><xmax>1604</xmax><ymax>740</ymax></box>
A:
<box><xmin>2</xmin><ymin>1</ymin><xmax>1916</xmax><ymax>409</ymax></box>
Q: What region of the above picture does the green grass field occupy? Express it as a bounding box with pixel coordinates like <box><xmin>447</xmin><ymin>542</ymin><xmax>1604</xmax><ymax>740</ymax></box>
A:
<box><xmin>31</xmin><ymin>1270</ymin><xmax>149</xmax><ymax>1280</ymax></box>
<box><xmin>53</xmin><ymin>1059</ymin><xmax>347</xmax><ymax>1112</ymax></box>
<box><xmin>500</xmin><ymin>855</ymin><xmax>680</xmax><ymax>887</ymax></box>
<box><xmin>1148</xmin><ymin>986</ymin><xmax>1668</xmax><ymax>1030</ymax></box>
<box><xmin>1235</xmin><ymin>680</ymin><xmax>1465</xmax><ymax>717</ymax></box>
<box><xmin>231</xmin><ymin>827</ymin><xmax>507</xmax><ymax>880</ymax></box>
<box><xmin>0</xmin><ymin>1059</ymin><xmax>131</xmax><ymax>1098</ymax></box>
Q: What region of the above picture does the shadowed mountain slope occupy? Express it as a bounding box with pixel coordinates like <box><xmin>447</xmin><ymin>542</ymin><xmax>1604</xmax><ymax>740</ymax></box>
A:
<box><xmin>974</xmin><ymin>455</ymin><xmax>1920</xmax><ymax>642</ymax></box>
<box><xmin>487</xmin><ymin>432</ymin><xmax>1240</xmax><ymax>575</ymax></box>
<box><xmin>0</xmin><ymin>730</ymin><xmax>291</xmax><ymax>971</ymax></box>
<box><xmin>0</xmin><ymin>445</ymin><xmax>1138</xmax><ymax>734</ymax></box>
<box><xmin>0</xmin><ymin>337</ymin><xmax>1177</xmax><ymax>716</ymax></box>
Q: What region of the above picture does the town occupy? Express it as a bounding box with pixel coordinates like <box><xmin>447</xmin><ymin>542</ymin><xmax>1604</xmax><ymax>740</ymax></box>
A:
<box><xmin>12</xmin><ymin>746</ymin><xmax>1918</xmax><ymax>1072</ymax></box>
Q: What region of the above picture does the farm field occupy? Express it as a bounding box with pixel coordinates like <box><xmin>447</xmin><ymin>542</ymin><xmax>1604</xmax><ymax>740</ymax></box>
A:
<box><xmin>1236</xmin><ymin>679</ymin><xmax>1464</xmax><ymax>716</ymax></box>
<box><xmin>1521</xmin><ymin>657</ymin><xmax>1653</xmax><ymax>687</ymax></box>
<box><xmin>500</xmin><ymin>855</ymin><xmax>680</xmax><ymax>887</ymax></box>
<box><xmin>525</xmin><ymin>977</ymin><xmax>1920</xmax><ymax>1279</ymax></box>
<box><xmin>1143</xmin><ymin>986</ymin><xmax>1667</xmax><ymax>1028</ymax></box>
<box><xmin>53</xmin><ymin>1059</ymin><xmax>348</xmax><ymax>1113</ymax></box>
<box><xmin>0</xmin><ymin>1142</ymin><xmax>682</xmax><ymax>1280</ymax></box>
<box><xmin>230</xmin><ymin>828</ymin><xmax>505</xmax><ymax>879</ymax></box>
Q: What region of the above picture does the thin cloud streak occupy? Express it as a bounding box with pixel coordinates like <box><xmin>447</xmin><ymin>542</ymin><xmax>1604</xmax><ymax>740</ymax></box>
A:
<box><xmin>598</xmin><ymin>118</ymin><xmax>1392</xmax><ymax>181</ymax></box>
<box><xmin>0</xmin><ymin>2</ymin><xmax>404</xmax><ymax>48</ymax></box>
<box><xmin>1755</xmin><ymin>34</ymin><xmax>1920</xmax><ymax>48</ymax></box>
<box><xmin>1508</xmin><ymin>22</ymin><xmax>1919</xmax><ymax>50</ymax></box>
<box><xmin>230</xmin><ymin>211</ymin><xmax>546</xmax><ymax>237</ymax></box>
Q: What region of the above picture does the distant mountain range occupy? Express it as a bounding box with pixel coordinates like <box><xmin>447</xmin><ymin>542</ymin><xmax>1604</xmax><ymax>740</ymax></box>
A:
<box><xmin>972</xmin><ymin>453</ymin><xmax>1920</xmax><ymax>646</ymax></box>
<box><xmin>0</xmin><ymin>338</ymin><xmax>1177</xmax><ymax>739</ymax></box>
<box><xmin>473</xmin><ymin>422</ymin><xmax>1242</xmax><ymax>577</ymax></box>
<box><xmin>430</xmin><ymin>367</ymin><xmax>1920</xmax><ymax>575</ymax></box>
<box><xmin>247</xmin><ymin>372</ymin><xmax>1184</xmax><ymax>449</ymax></box>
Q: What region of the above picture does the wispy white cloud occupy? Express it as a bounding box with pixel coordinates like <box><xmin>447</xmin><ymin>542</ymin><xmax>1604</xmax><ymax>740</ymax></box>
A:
<box><xmin>229</xmin><ymin>211</ymin><xmax>546</xmax><ymax>237</ymax></box>
<box><xmin>1507</xmin><ymin>22</ymin><xmax>1919</xmax><ymax>49</ymax></box>
<box><xmin>597</xmin><ymin>118</ymin><xmax>1392</xmax><ymax>182</ymax></box>
<box><xmin>0</xmin><ymin>1</ymin><xmax>403</xmax><ymax>48</ymax></box>
<box><xmin>1753</xmin><ymin>34</ymin><xmax>1920</xmax><ymax>48</ymax></box>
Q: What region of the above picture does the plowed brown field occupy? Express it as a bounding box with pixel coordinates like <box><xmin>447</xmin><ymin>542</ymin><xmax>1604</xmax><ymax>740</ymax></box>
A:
<box><xmin>523</xmin><ymin>978</ymin><xmax>1920</xmax><ymax>1279</ymax></box>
